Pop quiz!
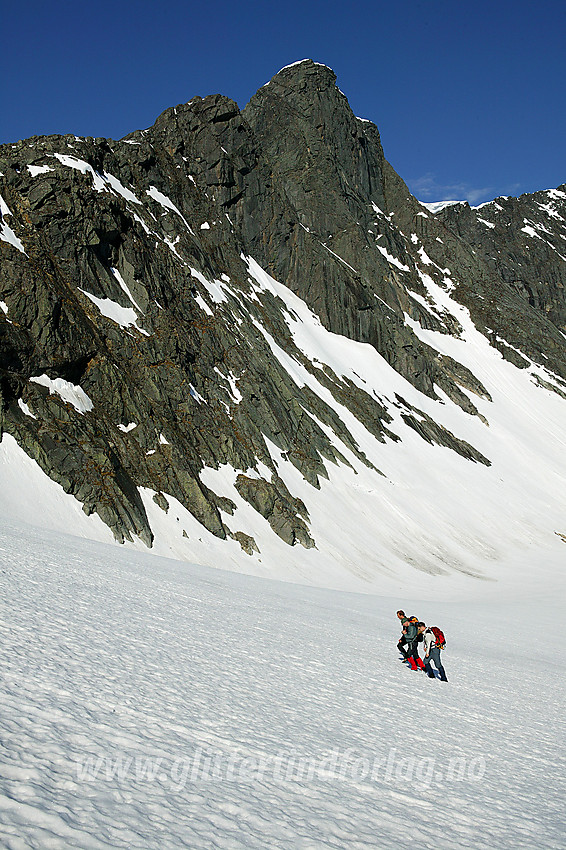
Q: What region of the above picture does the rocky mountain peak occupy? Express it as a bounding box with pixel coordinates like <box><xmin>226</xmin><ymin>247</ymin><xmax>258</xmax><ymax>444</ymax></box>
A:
<box><xmin>245</xmin><ymin>59</ymin><xmax>387</xmax><ymax>210</ymax></box>
<box><xmin>252</xmin><ymin>60</ymin><xmax>342</xmax><ymax>107</ymax></box>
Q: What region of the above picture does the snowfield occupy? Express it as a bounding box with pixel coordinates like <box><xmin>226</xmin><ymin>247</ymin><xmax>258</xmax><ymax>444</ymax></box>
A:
<box><xmin>0</xmin><ymin>516</ymin><xmax>564</xmax><ymax>849</ymax></box>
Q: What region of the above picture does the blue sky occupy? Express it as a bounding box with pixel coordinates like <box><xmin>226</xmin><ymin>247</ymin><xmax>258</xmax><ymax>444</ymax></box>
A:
<box><xmin>2</xmin><ymin>0</ymin><xmax>564</xmax><ymax>205</ymax></box>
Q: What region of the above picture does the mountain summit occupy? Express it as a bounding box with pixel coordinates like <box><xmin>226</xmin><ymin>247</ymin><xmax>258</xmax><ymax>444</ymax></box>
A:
<box><xmin>1</xmin><ymin>61</ymin><xmax>565</xmax><ymax>588</ymax></box>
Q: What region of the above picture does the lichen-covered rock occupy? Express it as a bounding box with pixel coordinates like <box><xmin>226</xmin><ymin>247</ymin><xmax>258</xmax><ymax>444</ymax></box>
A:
<box><xmin>230</xmin><ymin>530</ymin><xmax>260</xmax><ymax>556</ymax></box>
<box><xmin>153</xmin><ymin>491</ymin><xmax>169</xmax><ymax>513</ymax></box>
<box><xmin>234</xmin><ymin>475</ymin><xmax>315</xmax><ymax>548</ymax></box>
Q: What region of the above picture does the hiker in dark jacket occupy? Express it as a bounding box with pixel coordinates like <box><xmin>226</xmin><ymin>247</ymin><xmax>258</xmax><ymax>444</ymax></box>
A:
<box><xmin>396</xmin><ymin>610</ymin><xmax>410</xmax><ymax>659</ymax></box>
<box><xmin>418</xmin><ymin>623</ymin><xmax>448</xmax><ymax>681</ymax></box>
<box><xmin>397</xmin><ymin>611</ymin><xmax>423</xmax><ymax>663</ymax></box>
<box><xmin>403</xmin><ymin>619</ymin><xmax>425</xmax><ymax>671</ymax></box>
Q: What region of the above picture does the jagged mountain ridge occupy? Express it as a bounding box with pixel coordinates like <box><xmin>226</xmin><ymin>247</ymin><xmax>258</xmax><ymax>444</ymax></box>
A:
<box><xmin>1</xmin><ymin>60</ymin><xmax>565</xmax><ymax>583</ymax></box>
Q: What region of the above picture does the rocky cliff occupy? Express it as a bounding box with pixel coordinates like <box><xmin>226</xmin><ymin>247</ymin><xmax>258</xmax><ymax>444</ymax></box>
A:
<box><xmin>1</xmin><ymin>60</ymin><xmax>565</xmax><ymax>578</ymax></box>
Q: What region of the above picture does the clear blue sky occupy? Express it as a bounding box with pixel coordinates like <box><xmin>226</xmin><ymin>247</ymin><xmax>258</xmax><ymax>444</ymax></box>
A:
<box><xmin>2</xmin><ymin>0</ymin><xmax>564</xmax><ymax>205</ymax></box>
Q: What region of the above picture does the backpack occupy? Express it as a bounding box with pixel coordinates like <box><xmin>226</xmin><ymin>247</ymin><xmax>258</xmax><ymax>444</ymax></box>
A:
<box><xmin>430</xmin><ymin>626</ymin><xmax>446</xmax><ymax>649</ymax></box>
<box><xmin>406</xmin><ymin>616</ymin><xmax>423</xmax><ymax>642</ymax></box>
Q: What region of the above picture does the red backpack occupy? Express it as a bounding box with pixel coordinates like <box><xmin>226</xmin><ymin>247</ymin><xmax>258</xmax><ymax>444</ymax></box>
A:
<box><xmin>430</xmin><ymin>626</ymin><xmax>446</xmax><ymax>649</ymax></box>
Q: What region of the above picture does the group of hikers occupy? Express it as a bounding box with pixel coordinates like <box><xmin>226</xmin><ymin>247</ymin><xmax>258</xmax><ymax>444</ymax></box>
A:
<box><xmin>396</xmin><ymin>610</ymin><xmax>448</xmax><ymax>682</ymax></box>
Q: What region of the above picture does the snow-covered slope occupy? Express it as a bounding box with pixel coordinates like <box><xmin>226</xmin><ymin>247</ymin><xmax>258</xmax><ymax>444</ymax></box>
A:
<box><xmin>1</xmin><ymin>519</ymin><xmax>564</xmax><ymax>849</ymax></box>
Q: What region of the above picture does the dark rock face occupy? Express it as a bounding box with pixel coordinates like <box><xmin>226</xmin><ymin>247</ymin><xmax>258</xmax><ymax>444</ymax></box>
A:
<box><xmin>1</xmin><ymin>60</ymin><xmax>565</xmax><ymax>551</ymax></box>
